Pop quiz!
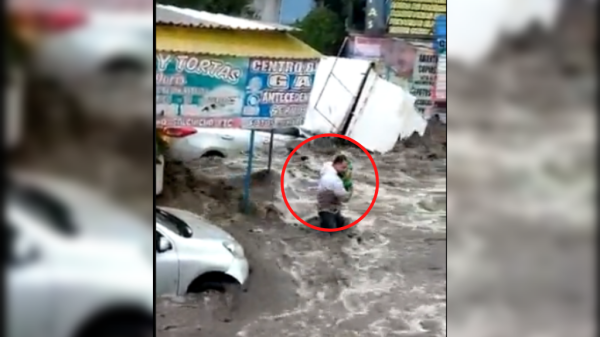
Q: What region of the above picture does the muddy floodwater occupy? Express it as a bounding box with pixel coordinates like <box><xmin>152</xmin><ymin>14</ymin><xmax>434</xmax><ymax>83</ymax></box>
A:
<box><xmin>13</xmin><ymin>66</ymin><xmax>446</xmax><ymax>337</ymax></box>
<box><xmin>156</xmin><ymin>132</ymin><xmax>447</xmax><ymax>337</ymax></box>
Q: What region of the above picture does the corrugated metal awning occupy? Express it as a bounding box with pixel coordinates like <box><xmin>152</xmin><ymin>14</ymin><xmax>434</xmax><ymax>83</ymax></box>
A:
<box><xmin>156</xmin><ymin>25</ymin><xmax>321</xmax><ymax>59</ymax></box>
<box><xmin>156</xmin><ymin>5</ymin><xmax>297</xmax><ymax>32</ymax></box>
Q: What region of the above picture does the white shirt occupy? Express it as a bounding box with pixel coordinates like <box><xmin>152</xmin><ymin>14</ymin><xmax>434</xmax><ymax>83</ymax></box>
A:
<box><xmin>317</xmin><ymin>162</ymin><xmax>347</xmax><ymax>199</ymax></box>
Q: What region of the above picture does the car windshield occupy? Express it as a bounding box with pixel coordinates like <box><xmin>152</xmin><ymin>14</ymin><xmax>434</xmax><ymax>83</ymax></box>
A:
<box><xmin>8</xmin><ymin>182</ymin><xmax>77</xmax><ymax>236</ymax></box>
<box><xmin>155</xmin><ymin>209</ymin><xmax>192</xmax><ymax>238</ymax></box>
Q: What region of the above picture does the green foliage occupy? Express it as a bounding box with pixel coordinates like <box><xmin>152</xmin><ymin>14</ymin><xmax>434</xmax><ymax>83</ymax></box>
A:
<box><xmin>346</xmin><ymin>0</ymin><xmax>367</xmax><ymax>31</ymax></box>
<box><xmin>318</xmin><ymin>0</ymin><xmax>365</xmax><ymax>30</ymax></box>
<box><xmin>319</xmin><ymin>0</ymin><xmax>349</xmax><ymax>16</ymax></box>
<box><xmin>157</xmin><ymin>0</ymin><xmax>358</xmax><ymax>56</ymax></box>
<box><xmin>292</xmin><ymin>6</ymin><xmax>347</xmax><ymax>56</ymax></box>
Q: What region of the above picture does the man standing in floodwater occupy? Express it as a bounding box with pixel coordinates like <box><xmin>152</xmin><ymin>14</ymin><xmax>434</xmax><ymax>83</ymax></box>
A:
<box><xmin>317</xmin><ymin>154</ymin><xmax>353</xmax><ymax>229</ymax></box>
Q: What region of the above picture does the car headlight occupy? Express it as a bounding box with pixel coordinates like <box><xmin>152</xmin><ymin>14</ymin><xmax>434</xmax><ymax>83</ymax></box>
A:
<box><xmin>222</xmin><ymin>241</ymin><xmax>244</xmax><ymax>258</ymax></box>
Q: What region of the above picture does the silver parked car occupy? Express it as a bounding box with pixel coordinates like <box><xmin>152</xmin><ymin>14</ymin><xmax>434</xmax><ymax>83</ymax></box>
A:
<box><xmin>163</xmin><ymin>127</ymin><xmax>303</xmax><ymax>161</ymax></box>
<box><xmin>7</xmin><ymin>174</ymin><xmax>153</xmax><ymax>337</ymax></box>
<box><xmin>26</xmin><ymin>10</ymin><xmax>153</xmax><ymax>118</ymax></box>
<box><xmin>155</xmin><ymin>206</ymin><xmax>250</xmax><ymax>297</ymax></box>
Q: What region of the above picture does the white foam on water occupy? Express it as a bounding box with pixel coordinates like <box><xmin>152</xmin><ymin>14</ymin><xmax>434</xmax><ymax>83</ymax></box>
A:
<box><xmin>222</xmin><ymin>145</ymin><xmax>446</xmax><ymax>337</ymax></box>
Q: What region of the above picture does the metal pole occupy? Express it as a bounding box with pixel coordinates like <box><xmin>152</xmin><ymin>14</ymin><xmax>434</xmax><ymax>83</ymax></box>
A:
<box><xmin>267</xmin><ymin>129</ymin><xmax>274</xmax><ymax>171</ymax></box>
<box><xmin>242</xmin><ymin>130</ymin><xmax>256</xmax><ymax>213</ymax></box>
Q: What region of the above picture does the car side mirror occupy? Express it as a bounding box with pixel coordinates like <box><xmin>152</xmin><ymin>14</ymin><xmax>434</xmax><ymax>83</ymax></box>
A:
<box><xmin>157</xmin><ymin>237</ymin><xmax>172</xmax><ymax>253</ymax></box>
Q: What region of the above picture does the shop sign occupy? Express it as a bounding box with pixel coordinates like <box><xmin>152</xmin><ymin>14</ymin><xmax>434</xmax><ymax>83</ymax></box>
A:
<box><xmin>155</xmin><ymin>53</ymin><xmax>318</xmax><ymax>129</ymax></box>
<box><xmin>388</xmin><ymin>0</ymin><xmax>446</xmax><ymax>36</ymax></box>
<box><xmin>242</xmin><ymin>58</ymin><xmax>318</xmax><ymax>129</ymax></box>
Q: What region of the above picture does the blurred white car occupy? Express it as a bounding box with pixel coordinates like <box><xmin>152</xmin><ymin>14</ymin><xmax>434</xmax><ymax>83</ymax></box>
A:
<box><xmin>164</xmin><ymin>127</ymin><xmax>304</xmax><ymax>161</ymax></box>
<box><xmin>7</xmin><ymin>176</ymin><xmax>153</xmax><ymax>337</ymax></box>
<box><xmin>155</xmin><ymin>206</ymin><xmax>250</xmax><ymax>297</ymax></box>
<box><xmin>6</xmin><ymin>69</ymin><xmax>23</xmax><ymax>150</ymax></box>
<box><xmin>24</xmin><ymin>10</ymin><xmax>152</xmax><ymax>117</ymax></box>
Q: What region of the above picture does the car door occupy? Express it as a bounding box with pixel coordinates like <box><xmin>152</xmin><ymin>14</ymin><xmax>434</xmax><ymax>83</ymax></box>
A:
<box><xmin>6</xmin><ymin>224</ymin><xmax>53</xmax><ymax>337</ymax></box>
<box><xmin>202</xmin><ymin>129</ymin><xmax>251</xmax><ymax>156</ymax></box>
<box><xmin>155</xmin><ymin>229</ymin><xmax>180</xmax><ymax>296</ymax></box>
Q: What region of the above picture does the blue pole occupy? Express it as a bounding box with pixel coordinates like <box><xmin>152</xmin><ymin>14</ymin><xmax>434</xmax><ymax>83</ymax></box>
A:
<box><xmin>242</xmin><ymin>130</ymin><xmax>256</xmax><ymax>213</ymax></box>
<box><xmin>267</xmin><ymin>130</ymin><xmax>274</xmax><ymax>171</ymax></box>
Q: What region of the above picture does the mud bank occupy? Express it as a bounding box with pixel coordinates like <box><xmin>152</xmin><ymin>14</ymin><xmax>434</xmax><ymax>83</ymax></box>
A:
<box><xmin>159</xmin><ymin>162</ymin><xmax>282</xmax><ymax>221</ymax></box>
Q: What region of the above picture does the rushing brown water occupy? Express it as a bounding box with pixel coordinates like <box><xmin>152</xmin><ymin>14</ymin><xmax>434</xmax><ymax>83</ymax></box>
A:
<box><xmin>156</xmin><ymin>126</ymin><xmax>447</xmax><ymax>337</ymax></box>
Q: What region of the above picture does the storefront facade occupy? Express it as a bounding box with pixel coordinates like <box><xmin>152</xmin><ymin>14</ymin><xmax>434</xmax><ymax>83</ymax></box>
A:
<box><xmin>155</xmin><ymin>10</ymin><xmax>321</xmax><ymax>130</ymax></box>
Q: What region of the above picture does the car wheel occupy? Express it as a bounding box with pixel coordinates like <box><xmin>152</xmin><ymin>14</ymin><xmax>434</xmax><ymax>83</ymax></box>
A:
<box><xmin>187</xmin><ymin>273</ymin><xmax>243</xmax><ymax>323</ymax></box>
<box><xmin>201</xmin><ymin>150</ymin><xmax>226</xmax><ymax>159</ymax></box>
<box><xmin>187</xmin><ymin>272</ymin><xmax>240</xmax><ymax>293</ymax></box>
<box><xmin>75</xmin><ymin>308</ymin><xmax>153</xmax><ymax>337</ymax></box>
<box><xmin>89</xmin><ymin>322</ymin><xmax>152</xmax><ymax>337</ymax></box>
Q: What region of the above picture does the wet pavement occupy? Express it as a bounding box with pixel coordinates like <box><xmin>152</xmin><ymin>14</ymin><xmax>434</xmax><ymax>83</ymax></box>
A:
<box><xmin>156</xmin><ymin>134</ymin><xmax>447</xmax><ymax>337</ymax></box>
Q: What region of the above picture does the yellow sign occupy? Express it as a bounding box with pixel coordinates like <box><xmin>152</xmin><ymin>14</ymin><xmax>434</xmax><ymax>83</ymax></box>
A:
<box><xmin>388</xmin><ymin>0</ymin><xmax>446</xmax><ymax>36</ymax></box>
